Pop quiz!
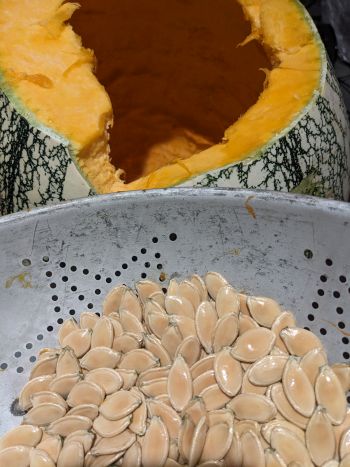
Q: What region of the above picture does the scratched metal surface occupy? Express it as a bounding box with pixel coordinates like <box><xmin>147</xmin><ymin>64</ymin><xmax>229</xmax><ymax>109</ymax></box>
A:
<box><xmin>0</xmin><ymin>188</ymin><xmax>350</xmax><ymax>434</ymax></box>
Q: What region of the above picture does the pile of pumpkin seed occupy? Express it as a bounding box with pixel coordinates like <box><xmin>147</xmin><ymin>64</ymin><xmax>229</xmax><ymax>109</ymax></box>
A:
<box><xmin>1</xmin><ymin>272</ymin><xmax>350</xmax><ymax>467</ymax></box>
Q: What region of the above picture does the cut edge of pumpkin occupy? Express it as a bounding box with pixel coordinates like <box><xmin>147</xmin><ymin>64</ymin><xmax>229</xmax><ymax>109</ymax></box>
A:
<box><xmin>0</xmin><ymin>0</ymin><xmax>324</xmax><ymax>194</ymax></box>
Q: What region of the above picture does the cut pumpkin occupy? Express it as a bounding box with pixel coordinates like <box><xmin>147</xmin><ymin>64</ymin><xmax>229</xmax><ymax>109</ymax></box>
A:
<box><xmin>0</xmin><ymin>0</ymin><xmax>349</xmax><ymax>213</ymax></box>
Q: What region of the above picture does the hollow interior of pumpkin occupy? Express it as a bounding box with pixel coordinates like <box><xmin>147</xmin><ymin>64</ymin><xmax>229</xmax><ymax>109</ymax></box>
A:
<box><xmin>71</xmin><ymin>0</ymin><xmax>270</xmax><ymax>183</ymax></box>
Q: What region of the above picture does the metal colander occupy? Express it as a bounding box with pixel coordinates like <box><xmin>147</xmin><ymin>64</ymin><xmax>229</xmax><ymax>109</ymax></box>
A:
<box><xmin>0</xmin><ymin>188</ymin><xmax>349</xmax><ymax>435</ymax></box>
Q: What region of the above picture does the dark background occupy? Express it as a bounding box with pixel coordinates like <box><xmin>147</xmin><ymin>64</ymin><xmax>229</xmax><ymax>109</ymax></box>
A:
<box><xmin>302</xmin><ymin>0</ymin><xmax>350</xmax><ymax>118</ymax></box>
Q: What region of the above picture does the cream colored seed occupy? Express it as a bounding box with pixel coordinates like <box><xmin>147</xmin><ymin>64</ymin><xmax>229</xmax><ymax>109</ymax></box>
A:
<box><xmin>137</xmin><ymin>366</ymin><xmax>170</xmax><ymax>385</ymax></box>
<box><xmin>191</xmin><ymin>354</ymin><xmax>215</xmax><ymax>379</ymax></box>
<box><xmin>248</xmin><ymin>355</ymin><xmax>288</xmax><ymax>386</ymax></box>
<box><xmin>223</xmin><ymin>431</ymin><xmax>242</xmax><ymax>467</ymax></box>
<box><xmin>65</xmin><ymin>430</ymin><xmax>94</xmax><ymax>454</ymax></box>
<box><xmin>102</xmin><ymin>284</ymin><xmax>127</xmax><ymax>316</ymax></box>
<box><xmin>193</xmin><ymin>370</ymin><xmax>216</xmax><ymax>396</ymax></box>
<box><xmin>165</xmin><ymin>295</ymin><xmax>195</xmax><ymax>319</ymax></box>
<box><xmin>136</xmin><ymin>279</ymin><xmax>162</xmax><ymax>303</ymax></box>
<box><xmin>300</xmin><ymin>347</ymin><xmax>328</xmax><ymax>386</ymax></box>
<box><xmin>212</xmin><ymin>313</ymin><xmax>239</xmax><ymax>352</ymax></box>
<box><xmin>205</xmin><ymin>272</ymin><xmax>228</xmax><ymax>299</ymax></box>
<box><xmin>200</xmin><ymin>422</ymin><xmax>233</xmax><ymax>463</ymax></box>
<box><xmin>182</xmin><ymin>397</ymin><xmax>207</xmax><ymax>424</ymax></box>
<box><xmin>170</xmin><ymin>314</ymin><xmax>196</xmax><ymax>339</ymax></box>
<box><xmin>214</xmin><ymin>347</ymin><xmax>242</xmax><ymax>397</ymax></box>
<box><xmin>67</xmin><ymin>380</ymin><xmax>105</xmax><ymax>407</ymax></box>
<box><xmin>201</xmin><ymin>384</ymin><xmax>231</xmax><ymax>411</ymax></box>
<box><xmin>231</xmin><ymin>327</ymin><xmax>276</xmax><ymax>362</ymax></box>
<box><xmin>215</xmin><ymin>285</ymin><xmax>240</xmax><ymax>317</ymax></box>
<box><xmin>0</xmin><ymin>425</ymin><xmax>42</xmax><ymax>450</ymax></box>
<box><xmin>142</xmin><ymin>417</ymin><xmax>169</xmax><ymax>467</ymax></box>
<box><xmin>144</xmin><ymin>334</ymin><xmax>172</xmax><ymax>366</ymax></box>
<box><xmin>270</xmin><ymin>427</ymin><xmax>313</xmax><ymax>466</ymax></box>
<box><xmin>149</xmin><ymin>291</ymin><xmax>166</xmax><ymax>308</ymax></box>
<box><xmin>282</xmin><ymin>357</ymin><xmax>315</xmax><ymax>417</ymax></box>
<box><xmin>122</xmin><ymin>441</ymin><xmax>142</xmax><ymax>467</ymax></box>
<box><xmin>57</xmin><ymin>440</ymin><xmax>84</xmax><ymax>467</ymax></box>
<box><xmin>270</xmin><ymin>383</ymin><xmax>309</xmax><ymax>429</ymax></box>
<box><xmin>36</xmin><ymin>434</ymin><xmax>62</xmax><ymax>463</ymax></box>
<box><xmin>19</xmin><ymin>374</ymin><xmax>55</xmax><ymax>411</ymax></box>
<box><xmin>189</xmin><ymin>415</ymin><xmax>208</xmax><ymax>467</ymax></box>
<box><xmin>178</xmin><ymin>280</ymin><xmax>201</xmax><ymax>310</ymax></box>
<box><xmin>100</xmin><ymin>389</ymin><xmax>141</xmax><ymax>421</ymax></box>
<box><xmin>29</xmin><ymin>354</ymin><xmax>58</xmax><ymax>380</ymax></box>
<box><xmin>23</xmin><ymin>402</ymin><xmax>66</xmax><ymax>426</ymax></box>
<box><xmin>140</xmin><ymin>377</ymin><xmax>168</xmax><ymax>398</ymax></box>
<box><xmin>264</xmin><ymin>448</ymin><xmax>287</xmax><ymax>467</ymax></box>
<box><xmin>93</xmin><ymin>414</ymin><xmax>131</xmax><ymax>438</ymax></box>
<box><xmin>161</xmin><ymin>324</ymin><xmax>183</xmax><ymax>359</ymax></box>
<box><xmin>119</xmin><ymin>309</ymin><xmax>145</xmax><ymax>337</ymax></box>
<box><xmin>168</xmin><ymin>355</ymin><xmax>193</xmax><ymax>412</ymax></box>
<box><xmin>80</xmin><ymin>311</ymin><xmax>99</xmax><ymax>330</ymax></box>
<box><xmin>315</xmin><ymin>365</ymin><xmax>347</xmax><ymax>425</ymax></box>
<box><xmin>147</xmin><ymin>310</ymin><xmax>170</xmax><ymax>339</ymax></box>
<box><xmin>91</xmin><ymin>316</ymin><xmax>114</xmax><ymax>348</ymax></box>
<box><xmin>271</xmin><ymin>311</ymin><xmax>296</xmax><ymax>352</ymax></box>
<box><xmin>176</xmin><ymin>335</ymin><xmax>201</xmax><ymax>367</ymax></box>
<box><xmin>261</xmin><ymin>419</ymin><xmax>305</xmax><ymax>445</ymax></box>
<box><xmin>81</xmin><ymin>346</ymin><xmax>121</xmax><ymax>370</ymax></box>
<box><xmin>179</xmin><ymin>415</ymin><xmax>195</xmax><ymax>461</ymax></box>
<box><xmin>195</xmin><ymin>301</ymin><xmax>218</xmax><ymax>354</ymax></box>
<box><xmin>228</xmin><ymin>393</ymin><xmax>277</xmax><ymax>423</ymax></box>
<box><xmin>47</xmin><ymin>415</ymin><xmax>92</xmax><ymax>437</ymax></box>
<box><xmin>119</xmin><ymin>289</ymin><xmax>143</xmax><ymax>321</ymax></box>
<box><xmin>241</xmin><ymin>430</ymin><xmax>265</xmax><ymax>467</ymax></box>
<box><xmin>238</xmin><ymin>312</ymin><xmax>259</xmax><ymax>334</ymax></box>
<box><xmin>58</xmin><ymin>318</ymin><xmax>79</xmax><ymax>345</ymax></box>
<box><xmin>0</xmin><ymin>446</ymin><xmax>32</xmax><ymax>465</ymax></box>
<box><xmin>119</xmin><ymin>348</ymin><xmax>159</xmax><ymax>372</ymax></box>
<box><xmin>306</xmin><ymin>406</ymin><xmax>336</xmax><ymax>466</ymax></box>
<box><xmin>49</xmin><ymin>373</ymin><xmax>82</xmax><ymax>398</ymax></box>
<box><xmin>56</xmin><ymin>347</ymin><xmax>80</xmax><ymax>376</ymax></box>
<box><xmin>190</xmin><ymin>274</ymin><xmax>208</xmax><ymax>301</ymax></box>
<box><xmin>67</xmin><ymin>403</ymin><xmax>99</xmax><ymax>419</ymax></box>
<box><xmin>62</xmin><ymin>329</ymin><xmax>92</xmax><ymax>358</ymax></box>
<box><xmin>280</xmin><ymin>327</ymin><xmax>323</xmax><ymax>357</ymax></box>
<box><xmin>30</xmin><ymin>448</ymin><xmax>56</xmax><ymax>467</ymax></box>
<box><xmin>247</xmin><ymin>296</ymin><xmax>282</xmax><ymax>328</ymax></box>
<box><xmin>91</xmin><ymin>429</ymin><xmax>136</xmax><ymax>456</ymax></box>
<box><xmin>148</xmin><ymin>399</ymin><xmax>182</xmax><ymax>440</ymax></box>
<box><xmin>85</xmin><ymin>367</ymin><xmax>123</xmax><ymax>394</ymax></box>
<box><xmin>340</xmin><ymin>428</ymin><xmax>350</xmax><ymax>460</ymax></box>
<box><xmin>113</xmin><ymin>332</ymin><xmax>142</xmax><ymax>353</ymax></box>
<box><xmin>332</xmin><ymin>363</ymin><xmax>350</xmax><ymax>393</ymax></box>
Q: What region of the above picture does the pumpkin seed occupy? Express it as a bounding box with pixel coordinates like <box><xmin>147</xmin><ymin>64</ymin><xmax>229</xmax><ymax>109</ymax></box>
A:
<box><xmin>205</xmin><ymin>272</ymin><xmax>228</xmax><ymax>300</ymax></box>
<box><xmin>36</xmin><ymin>434</ymin><xmax>62</xmax><ymax>462</ymax></box>
<box><xmin>340</xmin><ymin>428</ymin><xmax>350</xmax><ymax>460</ymax></box>
<box><xmin>121</xmin><ymin>441</ymin><xmax>142</xmax><ymax>467</ymax></box>
<box><xmin>178</xmin><ymin>415</ymin><xmax>195</xmax><ymax>461</ymax></box>
<box><xmin>85</xmin><ymin>451</ymin><xmax>125</xmax><ymax>467</ymax></box>
<box><xmin>136</xmin><ymin>280</ymin><xmax>162</xmax><ymax>303</ymax></box>
<box><xmin>168</xmin><ymin>355</ymin><xmax>192</xmax><ymax>412</ymax></box>
<box><xmin>91</xmin><ymin>317</ymin><xmax>114</xmax><ymax>348</ymax></box>
<box><xmin>62</xmin><ymin>329</ymin><xmax>92</xmax><ymax>358</ymax></box>
<box><xmin>91</xmin><ymin>429</ymin><xmax>136</xmax><ymax>456</ymax></box>
<box><xmin>29</xmin><ymin>354</ymin><xmax>58</xmax><ymax>380</ymax></box>
<box><xmin>315</xmin><ymin>365</ymin><xmax>347</xmax><ymax>425</ymax></box>
<box><xmin>176</xmin><ymin>335</ymin><xmax>201</xmax><ymax>367</ymax></box>
<box><xmin>261</xmin><ymin>419</ymin><xmax>305</xmax><ymax>445</ymax></box>
<box><xmin>144</xmin><ymin>334</ymin><xmax>172</xmax><ymax>366</ymax></box>
<box><xmin>108</xmin><ymin>314</ymin><xmax>124</xmax><ymax>338</ymax></box>
<box><xmin>140</xmin><ymin>377</ymin><xmax>168</xmax><ymax>398</ymax></box>
<box><xmin>148</xmin><ymin>399</ymin><xmax>182</xmax><ymax>440</ymax></box>
<box><xmin>30</xmin><ymin>448</ymin><xmax>56</xmax><ymax>467</ymax></box>
<box><xmin>19</xmin><ymin>374</ymin><xmax>55</xmax><ymax>410</ymax></box>
<box><xmin>113</xmin><ymin>333</ymin><xmax>142</xmax><ymax>353</ymax></box>
<box><xmin>65</xmin><ymin>430</ymin><xmax>94</xmax><ymax>453</ymax></box>
<box><xmin>341</xmin><ymin>454</ymin><xmax>350</xmax><ymax>467</ymax></box>
<box><xmin>191</xmin><ymin>354</ymin><xmax>215</xmax><ymax>380</ymax></box>
<box><xmin>241</xmin><ymin>369</ymin><xmax>268</xmax><ymax>395</ymax></box>
<box><xmin>23</xmin><ymin>402</ymin><xmax>66</xmax><ymax>426</ymax></box>
<box><xmin>235</xmin><ymin>419</ymin><xmax>260</xmax><ymax>437</ymax></box>
<box><xmin>223</xmin><ymin>431</ymin><xmax>242</xmax><ymax>467</ymax></box>
<box><xmin>214</xmin><ymin>285</ymin><xmax>240</xmax><ymax>318</ymax></box>
<box><xmin>190</xmin><ymin>274</ymin><xmax>208</xmax><ymax>301</ymax></box>
<box><xmin>129</xmin><ymin>388</ymin><xmax>147</xmax><ymax>436</ymax></box>
<box><xmin>306</xmin><ymin>406</ymin><xmax>335</xmax><ymax>466</ymax></box>
<box><xmin>248</xmin><ymin>355</ymin><xmax>288</xmax><ymax>386</ymax></box>
<box><xmin>170</xmin><ymin>314</ymin><xmax>196</xmax><ymax>339</ymax></box>
<box><xmin>182</xmin><ymin>397</ymin><xmax>207</xmax><ymax>425</ymax></box>
<box><xmin>165</xmin><ymin>295</ymin><xmax>195</xmax><ymax>319</ymax></box>
<box><xmin>280</xmin><ymin>327</ymin><xmax>323</xmax><ymax>357</ymax></box>
<box><xmin>119</xmin><ymin>289</ymin><xmax>143</xmax><ymax>321</ymax></box>
<box><xmin>323</xmin><ymin>461</ymin><xmax>340</xmax><ymax>467</ymax></box>
<box><xmin>228</xmin><ymin>393</ymin><xmax>277</xmax><ymax>423</ymax></box>
<box><xmin>188</xmin><ymin>415</ymin><xmax>208</xmax><ymax>467</ymax></box>
<box><xmin>58</xmin><ymin>318</ymin><xmax>79</xmax><ymax>346</ymax></box>
<box><xmin>167</xmin><ymin>279</ymin><xmax>180</xmax><ymax>296</ymax></box>
<box><xmin>270</xmin><ymin>427</ymin><xmax>313</xmax><ymax>466</ymax></box>
<box><xmin>81</xmin><ymin>346</ymin><xmax>121</xmax><ymax>370</ymax></box>
<box><xmin>168</xmin><ymin>440</ymin><xmax>179</xmax><ymax>460</ymax></box>
<box><xmin>149</xmin><ymin>291</ymin><xmax>166</xmax><ymax>308</ymax></box>
<box><xmin>282</xmin><ymin>357</ymin><xmax>315</xmax><ymax>417</ymax></box>
<box><xmin>214</xmin><ymin>348</ymin><xmax>242</xmax><ymax>397</ymax></box>
<box><xmin>201</xmin><ymin>422</ymin><xmax>233</xmax><ymax>463</ymax></box>
<box><xmin>201</xmin><ymin>384</ymin><xmax>231</xmax><ymax>411</ymax></box>
<box><xmin>195</xmin><ymin>301</ymin><xmax>218</xmax><ymax>353</ymax></box>
<box><xmin>332</xmin><ymin>364</ymin><xmax>350</xmax><ymax>393</ymax></box>
<box><xmin>119</xmin><ymin>348</ymin><xmax>159</xmax><ymax>372</ymax></box>
<box><xmin>0</xmin><ymin>425</ymin><xmax>42</xmax><ymax>450</ymax></box>
<box><xmin>118</xmin><ymin>369</ymin><xmax>138</xmax><ymax>389</ymax></box>
<box><xmin>57</xmin><ymin>440</ymin><xmax>84</xmax><ymax>467</ymax></box>
<box><xmin>0</xmin><ymin>446</ymin><xmax>32</xmax><ymax>466</ymax></box>
<box><xmin>238</xmin><ymin>313</ymin><xmax>259</xmax><ymax>335</ymax></box>
<box><xmin>30</xmin><ymin>391</ymin><xmax>67</xmax><ymax>409</ymax></box>
<box><xmin>179</xmin><ymin>280</ymin><xmax>201</xmax><ymax>310</ymax></box>
<box><xmin>85</xmin><ymin>367</ymin><xmax>123</xmax><ymax>394</ymax></box>
<box><xmin>241</xmin><ymin>430</ymin><xmax>265</xmax><ymax>467</ymax></box>
<box><xmin>103</xmin><ymin>284</ymin><xmax>127</xmax><ymax>316</ymax></box>
<box><xmin>137</xmin><ymin>366</ymin><xmax>170</xmax><ymax>385</ymax></box>
<box><xmin>67</xmin><ymin>380</ymin><xmax>105</xmax><ymax>407</ymax></box>
<box><xmin>193</xmin><ymin>370</ymin><xmax>216</xmax><ymax>396</ymax></box>
<box><xmin>49</xmin><ymin>373</ymin><xmax>82</xmax><ymax>398</ymax></box>
<box><xmin>264</xmin><ymin>448</ymin><xmax>287</xmax><ymax>467</ymax></box>
<box><xmin>213</xmin><ymin>313</ymin><xmax>239</xmax><ymax>352</ymax></box>
<box><xmin>247</xmin><ymin>296</ymin><xmax>282</xmax><ymax>328</ymax></box>
<box><xmin>271</xmin><ymin>312</ymin><xmax>296</xmax><ymax>353</ymax></box>
<box><xmin>93</xmin><ymin>414</ymin><xmax>131</xmax><ymax>438</ymax></box>
<box><xmin>231</xmin><ymin>327</ymin><xmax>275</xmax><ymax>362</ymax></box>
<box><xmin>300</xmin><ymin>348</ymin><xmax>328</xmax><ymax>386</ymax></box>
<box><xmin>161</xmin><ymin>324</ymin><xmax>183</xmax><ymax>359</ymax></box>
<box><xmin>270</xmin><ymin>383</ymin><xmax>309</xmax><ymax>429</ymax></box>
<box><xmin>47</xmin><ymin>415</ymin><xmax>92</xmax><ymax>437</ymax></box>
<box><xmin>80</xmin><ymin>311</ymin><xmax>99</xmax><ymax>330</ymax></box>
<box><xmin>56</xmin><ymin>347</ymin><xmax>80</xmax><ymax>376</ymax></box>
<box><xmin>67</xmin><ymin>404</ymin><xmax>99</xmax><ymax>420</ymax></box>
<box><xmin>147</xmin><ymin>310</ymin><xmax>170</xmax><ymax>340</ymax></box>
<box><xmin>119</xmin><ymin>309</ymin><xmax>144</xmax><ymax>337</ymax></box>
<box><xmin>142</xmin><ymin>417</ymin><xmax>169</xmax><ymax>467</ymax></box>
<box><xmin>99</xmin><ymin>390</ymin><xmax>141</xmax><ymax>421</ymax></box>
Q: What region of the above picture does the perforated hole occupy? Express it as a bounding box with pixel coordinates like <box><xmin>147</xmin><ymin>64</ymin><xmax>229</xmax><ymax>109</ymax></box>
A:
<box><xmin>42</xmin><ymin>256</ymin><xmax>49</xmax><ymax>263</ymax></box>
<box><xmin>0</xmin><ymin>363</ymin><xmax>7</xmax><ymax>370</ymax></box>
<box><xmin>304</xmin><ymin>249</ymin><xmax>313</xmax><ymax>259</ymax></box>
<box><xmin>22</xmin><ymin>258</ymin><xmax>31</xmax><ymax>267</ymax></box>
<box><xmin>29</xmin><ymin>356</ymin><xmax>36</xmax><ymax>363</ymax></box>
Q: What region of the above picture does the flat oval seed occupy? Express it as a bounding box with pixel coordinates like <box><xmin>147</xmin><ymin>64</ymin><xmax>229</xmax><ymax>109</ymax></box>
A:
<box><xmin>56</xmin><ymin>347</ymin><xmax>80</xmax><ymax>376</ymax></box>
<box><xmin>0</xmin><ymin>425</ymin><xmax>42</xmax><ymax>450</ymax></box>
<box><xmin>119</xmin><ymin>349</ymin><xmax>159</xmax><ymax>372</ymax></box>
<box><xmin>29</xmin><ymin>355</ymin><xmax>58</xmax><ymax>380</ymax></box>
<box><xmin>264</xmin><ymin>448</ymin><xmax>287</xmax><ymax>467</ymax></box>
<box><xmin>315</xmin><ymin>365</ymin><xmax>347</xmax><ymax>425</ymax></box>
<box><xmin>49</xmin><ymin>373</ymin><xmax>82</xmax><ymax>398</ymax></box>
<box><xmin>91</xmin><ymin>317</ymin><xmax>114</xmax><ymax>348</ymax></box>
<box><xmin>138</xmin><ymin>366</ymin><xmax>170</xmax><ymax>385</ymax></box>
<box><xmin>0</xmin><ymin>446</ymin><xmax>32</xmax><ymax>466</ymax></box>
<box><xmin>179</xmin><ymin>416</ymin><xmax>195</xmax><ymax>461</ymax></box>
<box><xmin>228</xmin><ymin>393</ymin><xmax>277</xmax><ymax>422</ymax></box>
<box><xmin>65</xmin><ymin>431</ymin><xmax>94</xmax><ymax>454</ymax></box>
<box><xmin>148</xmin><ymin>399</ymin><xmax>182</xmax><ymax>441</ymax></box>
<box><xmin>201</xmin><ymin>422</ymin><xmax>233</xmax><ymax>462</ymax></box>
<box><xmin>122</xmin><ymin>441</ymin><xmax>142</xmax><ymax>467</ymax></box>
<box><xmin>306</xmin><ymin>406</ymin><xmax>336</xmax><ymax>466</ymax></box>
<box><xmin>24</xmin><ymin>402</ymin><xmax>66</xmax><ymax>426</ymax></box>
<box><xmin>235</xmin><ymin>419</ymin><xmax>260</xmax><ymax>437</ymax></box>
<box><xmin>47</xmin><ymin>416</ymin><xmax>92</xmax><ymax>437</ymax></box>
<box><xmin>103</xmin><ymin>285</ymin><xmax>127</xmax><ymax>315</ymax></box>
<box><xmin>149</xmin><ymin>291</ymin><xmax>166</xmax><ymax>308</ymax></box>
<box><xmin>136</xmin><ymin>280</ymin><xmax>162</xmax><ymax>303</ymax></box>
<box><xmin>332</xmin><ymin>364</ymin><xmax>350</xmax><ymax>393</ymax></box>
<box><xmin>167</xmin><ymin>279</ymin><xmax>179</xmax><ymax>296</ymax></box>
<box><xmin>205</xmin><ymin>272</ymin><xmax>228</xmax><ymax>299</ymax></box>
<box><xmin>341</xmin><ymin>454</ymin><xmax>350</xmax><ymax>467</ymax></box>
<box><xmin>113</xmin><ymin>333</ymin><xmax>141</xmax><ymax>353</ymax></box>
<box><xmin>271</xmin><ymin>312</ymin><xmax>296</xmax><ymax>352</ymax></box>
<box><xmin>147</xmin><ymin>311</ymin><xmax>170</xmax><ymax>340</ymax></box>
<box><xmin>241</xmin><ymin>430</ymin><xmax>265</xmax><ymax>467</ymax></box>
<box><xmin>118</xmin><ymin>369</ymin><xmax>138</xmax><ymax>389</ymax></box>
<box><xmin>80</xmin><ymin>311</ymin><xmax>99</xmax><ymax>330</ymax></box>
<box><xmin>189</xmin><ymin>416</ymin><xmax>208</xmax><ymax>467</ymax></box>
<box><xmin>179</xmin><ymin>280</ymin><xmax>201</xmax><ymax>310</ymax></box>
<box><xmin>247</xmin><ymin>296</ymin><xmax>282</xmax><ymax>328</ymax></box>
<box><xmin>224</xmin><ymin>431</ymin><xmax>242</xmax><ymax>467</ymax></box>
<box><xmin>300</xmin><ymin>348</ymin><xmax>328</xmax><ymax>386</ymax></box>
<box><xmin>80</xmin><ymin>347</ymin><xmax>121</xmax><ymax>370</ymax></box>
<box><xmin>19</xmin><ymin>375</ymin><xmax>55</xmax><ymax>410</ymax></box>
<box><xmin>129</xmin><ymin>388</ymin><xmax>147</xmax><ymax>436</ymax></box>
<box><xmin>238</xmin><ymin>313</ymin><xmax>259</xmax><ymax>335</ymax></box>
<box><xmin>142</xmin><ymin>417</ymin><xmax>169</xmax><ymax>467</ymax></box>
<box><xmin>119</xmin><ymin>309</ymin><xmax>144</xmax><ymax>337</ymax></box>
<box><xmin>170</xmin><ymin>315</ymin><xmax>196</xmax><ymax>339</ymax></box>
<box><xmin>213</xmin><ymin>314</ymin><xmax>239</xmax><ymax>352</ymax></box>
<box><xmin>91</xmin><ymin>429</ymin><xmax>136</xmax><ymax>456</ymax></box>
<box><xmin>340</xmin><ymin>428</ymin><xmax>350</xmax><ymax>460</ymax></box>
<box><xmin>67</xmin><ymin>381</ymin><xmax>105</xmax><ymax>407</ymax></box>
<box><xmin>241</xmin><ymin>370</ymin><xmax>267</xmax><ymax>395</ymax></box>
<box><xmin>140</xmin><ymin>378</ymin><xmax>168</xmax><ymax>398</ymax></box>
<box><xmin>231</xmin><ymin>328</ymin><xmax>276</xmax><ymax>363</ymax></box>
<box><xmin>201</xmin><ymin>384</ymin><xmax>231</xmax><ymax>411</ymax></box>
<box><xmin>85</xmin><ymin>451</ymin><xmax>125</xmax><ymax>467</ymax></box>
<box><xmin>29</xmin><ymin>448</ymin><xmax>56</xmax><ymax>467</ymax></box>
<box><xmin>262</xmin><ymin>420</ymin><xmax>305</xmax><ymax>445</ymax></box>
<box><xmin>322</xmin><ymin>461</ymin><xmax>341</xmax><ymax>467</ymax></box>
<box><xmin>176</xmin><ymin>335</ymin><xmax>201</xmax><ymax>367</ymax></box>
<box><xmin>165</xmin><ymin>295</ymin><xmax>195</xmax><ymax>319</ymax></box>
<box><xmin>93</xmin><ymin>414</ymin><xmax>131</xmax><ymax>438</ymax></box>
<box><xmin>100</xmin><ymin>390</ymin><xmax>141</xmax><ymax>421</ymax></box>
<box><xmin>215</xmin><ymin>285</ymin><xmax>240</xmax><ymax>317</ymax></box>
<box><xmin>214</xmin><ymin>348</ymin><xmax>242</xmax><ymax>397</ymax></box>
<box><xmin>271</xmin><ymin>427</ymin><xmax>313</xmax><ymax>467</ymax></box>
<box><xmin>249</xmin><ymin>355</ymin><xmax>288</xmax><ymax>386</ymax></box>
<box><xmin>62</xmin><ymin>329</ymin><xmax>92</xmax><ymax>358</ymax></box>
<box><xmin>119</xmin><ymin>289</ymin><xmax>143</xmax><ymax>321</ymax></box>
<box><xmin>67</xmin><ymin>404</ymin><xmax>99</xmax><ymax>420</ymax></box>
<box><xmin>195</xmin><ymin>301</ymin><xmax>218</xmax><ymax>353</ymax></box>
<box><xmin>31</xmin><ymin>391</ymin><xmax>67</xmax><ymax>409</ymax></box>
<box><xmin>190</xmin><ymin>274</ymin><xmax>208</xmax><ymax>301</ymax></box>
<box><xmin>58</xmin><ymin>318</ymin><xmax>79</xmax><ymax>345</ymax></box>
<box><xmin>191</xmin><ymin>355</ymin><xmax>215</xmax><ymax>380</ymax></box>
<box><xmin>85</xmin><ymin>368</ymin><xmax>123</xmax><ymax>394</ymax></box>
<box><xmin>168</xmin><ymin>356</ymin><xmax>193</xmax><ymax>412</ymax></box>
<box><xmin>193</xmin><ymin>371</ymin><xmax>216</xmax><ymax>396</ymax></box>
<box><xmin>280</xmin><ymin>327</ymin><xmax>323</xmax><ymax>357</ymax></box>
<box><xmin>182</xmin><ymin>397</ymin><xmax>207</xmax><ymax>425</ymax></box>
<box><xmin>57</xmin><ymin>441</ymin><xmax>84</xmax><ymax>467</ymax></box>
<box><xmin>144</xmin><ymin>334</ymin><xmax>172</xmax><ymax>366</ymax></box>
<box><xmin>282</xmin><ymin>357</ymin><xmax>315</xmax><ymax>417</ymax></box>
<box><xmin>270</xmin><ymin>383</ymin><xmax>309</xmax><ymax>429</ymax></box>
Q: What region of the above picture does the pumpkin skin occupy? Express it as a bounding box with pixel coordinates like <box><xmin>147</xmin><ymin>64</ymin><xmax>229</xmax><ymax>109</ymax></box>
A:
<box><xmin>0</xmin><ymin>0</ymin><xmax>349</xmax><ymax>214</ymax></box>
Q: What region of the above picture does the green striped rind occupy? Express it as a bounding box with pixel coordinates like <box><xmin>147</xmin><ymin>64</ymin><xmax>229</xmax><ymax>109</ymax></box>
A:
<box><xmin>180</xmin><ymin>61</ymin><xmax>350</xmax><ymax>200</ymax></box>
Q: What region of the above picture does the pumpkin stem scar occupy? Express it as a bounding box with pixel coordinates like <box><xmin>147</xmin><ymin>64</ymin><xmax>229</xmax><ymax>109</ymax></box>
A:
<box><xmin>5</xmin><ymin>272</ymin><xmax>32</xmax><ymax>289</ymax></box>
<box><xmin>244</xmin><ymin>195</ymin><xmax>257</xmax><ymax>220</ymax></box>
